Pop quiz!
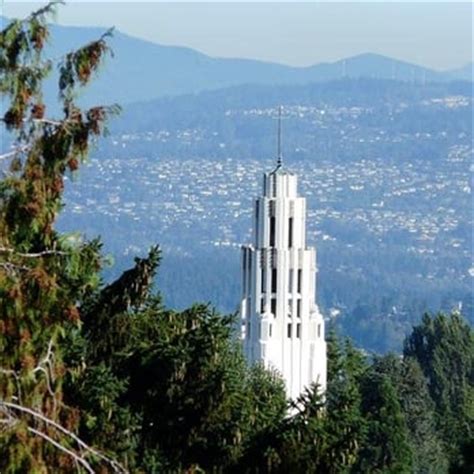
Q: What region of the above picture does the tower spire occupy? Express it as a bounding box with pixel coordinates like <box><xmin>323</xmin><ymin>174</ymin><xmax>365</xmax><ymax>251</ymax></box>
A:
<box><xmin>277</xmin><ymin>105</ymin><xmax>283</xmax><ymax>169</ymax></box>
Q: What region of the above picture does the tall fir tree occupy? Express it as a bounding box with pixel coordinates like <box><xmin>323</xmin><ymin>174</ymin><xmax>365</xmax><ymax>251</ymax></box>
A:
<box><xmin>0</xmin><ymin>3</ymin><xmax>123</xmax><ymax>471</ymax></box>
<box><xmin>403</xmin><ymin>312</ymin><xmax>474</xmax><ymax>471</ymax></box>
<box><xmin>371</xmin><ymin>354</ymin><xmax>448</xmax><ymax>473</ymax></box>
<box><xmin>323</xmin><ymin>332</ymin><xmax>367</xmax><ymax>473</ymax></box>
<box><xmin>355</xmin><ymin>369</ymin><xmax>413</xmax><ymax>473</ymax></box>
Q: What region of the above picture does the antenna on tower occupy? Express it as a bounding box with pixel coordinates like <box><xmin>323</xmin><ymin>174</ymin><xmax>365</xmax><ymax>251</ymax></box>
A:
<box><xmin>277</xmin><ymin>105</ymin><xmax>283</xmax><ymax>169</ymax></box>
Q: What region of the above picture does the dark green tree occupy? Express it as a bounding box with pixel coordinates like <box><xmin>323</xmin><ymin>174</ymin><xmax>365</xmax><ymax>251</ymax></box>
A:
<box><xmin>403</xmin><ymin>312</ymin><xmax>474</xmax><ymax>470</ymax></box>
<box><xmin>63</xmin><ymin>249</ymin><xmax>162</xmax><ymax>470</ymax></box>
<box><xmin>67</xmin><ymin>261</ymin><xmax>290</xmax><ymax>473</ymax></box>
<box><xmin>323</xmin><ymin>332</ymin><xmax>367</xmax><ymax>473</ymax></box>
<box><xmin>371</xmin><ymin>354</ymin><xmax>448</xmax><ymax>473</ymax></box>
<box><xmin>243</xmin><ymin>363</ymin><xmax>287</xmax><ymax>445</ymax></box>
<box><xmin>236</xmin><ymin>335</ymin><xmax>368</xmax><ymax>474</ymax></box>
<box><xmin>355</xmin><ymin>369</ymin><xmax>413</xmax><ymax>473</ymax></box>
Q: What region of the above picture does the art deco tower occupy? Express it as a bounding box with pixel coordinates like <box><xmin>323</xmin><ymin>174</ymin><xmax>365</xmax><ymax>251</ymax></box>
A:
<box><xmin>240</xmin><ymin>112</ymin><xmax>327</xmax><ymax>400</ymax></box>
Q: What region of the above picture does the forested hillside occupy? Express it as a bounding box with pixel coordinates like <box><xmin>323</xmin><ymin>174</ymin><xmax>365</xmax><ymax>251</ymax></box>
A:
<box><xmin>0</xmin><ymin>5</ymin><xmax>472</xmax><ymax>473</ymax></box>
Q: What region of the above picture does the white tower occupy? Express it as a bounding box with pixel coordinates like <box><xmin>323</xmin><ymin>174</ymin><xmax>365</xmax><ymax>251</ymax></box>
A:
<box><xmin>240</xmin><ymin>111</ymin><xmax>326</xmax><ymax>400</ymax></box>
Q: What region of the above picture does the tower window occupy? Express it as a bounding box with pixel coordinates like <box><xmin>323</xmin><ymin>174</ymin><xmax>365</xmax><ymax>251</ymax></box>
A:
<box><xmin>269</xmin><ymin>216</ymin><xmax>276</xmax><ymax>247</ymax></box>
<box><xmin>271</xmin><ymin>268</ymin><xmax>277</xmax><ymax>293</ymax></box>
<box><xmin>288</xmin><ymin>217</ymin><xmax>293</xmax><ymax>248</ymax></box>
<box><xmin>271</xmin><ymin>298</ymin><xmax>277</xmax><ymax>318</ymax></box>
<box><xmin>287</xmin><ymin>323</ymin><xmax>292</xmax><ymax>338</ymax></box>
<box><xmin>297</xmin><ymin>269</ymin><xmax>302</xmax><ymax>293</ymax></box>
<box><xmin>260</xmin><ymin>298</ymin><xmax>265</xmax><ymax>314</ymax></box>
<box><xmin>247</xmin><ymin>255</ymin><xmax>252</xmax><ymax>289</ymax></box>
<box><xmin>261</xmin><ymin>268</ymin><xmax>266</xmax><ymax>293</ymax></box>
<box><xmin>297</xmin><ymin>299</ymin><xmax>301</xmax><ymax>318</ymax></box>
<box><xmin>288</xmin><ymin>269</ymin><xmax>293</xmax><ymax>293</ymax></box>
<box><xmin>269</xmin><ymin>324</ymin><xmax>272</xmax><ymax>338</ymax></box>
<box><xmin>318</xmin><ymin>324</ymin><xmax>321</xmax><ymax>338</ymax></box>
<box><xmin>296</xmin><ymin>323</ymin><xmax>301</xmax><ymax>338</ymax></box>
<box><xmin>242</xmin><ymin>253</ymin><xmax>247</xmax><ymax>291</ymax></box>
<box><xmin>255</xmin><ymin>201</ymin><xmax>259</xmax><ymax>241</ymax></box>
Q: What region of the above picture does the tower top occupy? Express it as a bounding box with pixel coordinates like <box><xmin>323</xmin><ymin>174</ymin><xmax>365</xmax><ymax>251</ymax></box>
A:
<box><xmin>270</xmin><ymin>106</ymin><xmax>293</xmax><ymax>178</ymax></box>
<box><xmin>276</xmin><ymin>105</ymin><xmax>283</xmax><ymax>170</ymax></box>
<box><xmin>271</xmin><ymin>106</ymin><xmax>293</xmax><ymax>176</ymax></box>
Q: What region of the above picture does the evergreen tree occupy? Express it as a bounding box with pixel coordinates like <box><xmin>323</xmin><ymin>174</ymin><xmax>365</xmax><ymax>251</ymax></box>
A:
<box><xmin>67</xmin><ymin>256</ymin><xmax>289</xmax><ymax>472</ymax></box>
<box><xmin>371</xmin><ymin>354</ymin><xmax>448</xmax><ymax>473</ymax></box>
<box><xmin>0</xmin><ymin>3</ymin><xmax>123</xmax><ymax>471</ymax></box>
<box><xmin>355</xmin><ymin>369</ymin><xmax>413</xmax><ymax>473</ymax></box>
<box><xmin>243</xmin><ymin>363</ymin><xmax>287</xmax><ymax>449</ymax></box>
<box><xmin>63</xmin><ymin>250</ymin><xmax>162</xmax><ymax>470</ymax></box>
<box><xmin>324</xmin><ymin>332</ymin><xmax>367</xmax><ymax>473</ymax></box>
<box><xmin>403</xmin><ymin>312</ymin><xmax>474</xmax><ymax>471</ymax></box>
<box><xmin>238</xmin><ymin>336</ymin><xmax>368</xmax><ymax>474</ymax></box>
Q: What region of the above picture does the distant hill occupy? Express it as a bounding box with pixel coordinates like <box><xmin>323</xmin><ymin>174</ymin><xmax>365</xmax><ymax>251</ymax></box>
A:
<box><xmin>447</xmin><ymin>62</ymin><xmax>473</xmax><ymax>82</ymax></box>
<box><xmin>1</xmin><ymin>16</ymin><xmax>470</xmax><ymax>107</ymax></box>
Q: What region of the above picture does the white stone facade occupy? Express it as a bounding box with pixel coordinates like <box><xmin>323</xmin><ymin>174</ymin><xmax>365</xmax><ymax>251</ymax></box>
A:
<box><xmin>240</xmin><ymin>167</ymin><xmax>327</xmax><ymax>400</ymax></box>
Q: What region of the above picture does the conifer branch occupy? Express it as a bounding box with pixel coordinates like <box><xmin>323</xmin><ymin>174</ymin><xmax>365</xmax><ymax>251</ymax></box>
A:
<box><xmin>27</xmin><ymin>1</ymin><xmax>65</xmax><ymax>22</ymax></box>
<box><xmin>0</xmin><ymin>369</ymin><xmax>22</xmax><ymax>404</ymax></box>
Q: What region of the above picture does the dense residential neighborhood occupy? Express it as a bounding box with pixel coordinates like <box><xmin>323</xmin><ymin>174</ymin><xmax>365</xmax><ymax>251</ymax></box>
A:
<box><xmin>56</xmin><ymin>97</ymin><xmax>472</xmax><ymax>351</ymax></box>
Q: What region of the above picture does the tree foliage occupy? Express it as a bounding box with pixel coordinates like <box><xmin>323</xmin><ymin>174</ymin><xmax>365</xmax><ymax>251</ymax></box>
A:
<box><xmin>404</xmin><ymin>312</ymin><xmax>474</xmax><ymax>471</ymax></box>
<box><xmin>0</xmin><ymin>2</ymin><xmax>121</xmax><ymax>472</ymax></box>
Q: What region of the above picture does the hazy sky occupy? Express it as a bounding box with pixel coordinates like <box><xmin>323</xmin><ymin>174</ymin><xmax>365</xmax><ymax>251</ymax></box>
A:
<box><xmin>2</xmin><ymin>2</ymin><xmax>473</xmax><ymax>70</ymax></box>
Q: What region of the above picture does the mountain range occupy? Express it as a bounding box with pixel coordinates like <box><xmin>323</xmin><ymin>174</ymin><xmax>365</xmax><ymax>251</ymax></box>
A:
<box><xmin>1</xmin><ymin>16</ymin><xmax>472</xmax><ymax>108</ymax></box>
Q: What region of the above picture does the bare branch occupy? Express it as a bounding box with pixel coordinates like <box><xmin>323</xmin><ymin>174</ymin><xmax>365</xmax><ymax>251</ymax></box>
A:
<box><xmin>1</xmin><ymin>401</ymin><xmax>128</xmax><ymax>473</ymax></box>
<box><xmin>33</xmin><ymin>338</ymin><xmax>56</xmax><ymax>404</ymax></box>
<box><xmin>32</xmin><ymin>118</ymin><xmax>63</xmax><ymax>127</ymax></box>
<box><xmin>27</xmin><ymin>426</ymin><xmax>95</xmax><ymax>474</ymax></box>
<box><xmin>1</xmin><ymin>117</ymin><xmax>68</xmax><ymax>128</ymax></box>
<box><xmin>0</xmin><ymin>247</ymin><xmax>69</xmax><ymax>258</ymax></box>
<box><xmin>0</xmin><ymin>145</ymin><xmax>30</xmax><ymax>161</ymax></box>
<box><xmin>0</xmin><ymin>262</ymin><xmax>31</xmax><ymax>274</ymax></box>
<box><xmin>0</xmin><ymin>405</ymin><xmax>18</xmax><ymax>432</ymax></box>
<box><xmin>32</xmin><ymin>366</ymin><xmax>56</xmax><ymax>399</ymax></box>
<box><xmin>33</xmin><ymin>338</ymin><xmax>55</xmax><ymax>377</ymax></box>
